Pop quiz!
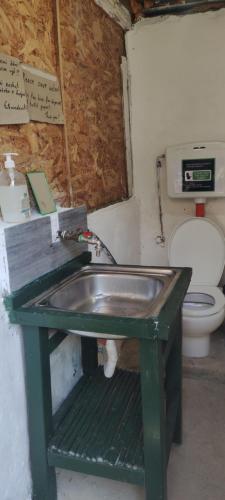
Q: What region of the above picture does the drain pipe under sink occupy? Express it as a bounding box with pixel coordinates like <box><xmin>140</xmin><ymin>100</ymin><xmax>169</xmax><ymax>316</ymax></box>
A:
<box><xmin>99</xmin><ymin>339</ymin><xmax>119</xmax><ymax>378</ymax></box>
<box><xmin>85</xmin><ymin>232</ymin><xmax>119</xmax><ymax>378</ymax></box>
<box><xmin>58</xmin><ymin>227</ymin><xmax>119</xmax><ymax>378</ymax></box>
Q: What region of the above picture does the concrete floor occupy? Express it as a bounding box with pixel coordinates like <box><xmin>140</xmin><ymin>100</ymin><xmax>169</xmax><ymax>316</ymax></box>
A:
<box><xmin>57</xmin><ymin>332</ymin><xmax>225</xmax><ymax>500</ymax></box>
<box><xmin>183</xmin><ymin>329</ymin><xmax>225</xmax><ymax>382</ymax></box>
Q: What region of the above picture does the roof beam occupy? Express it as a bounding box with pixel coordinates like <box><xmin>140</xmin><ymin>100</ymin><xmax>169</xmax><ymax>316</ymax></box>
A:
<box><xmin>94</xmin><ymin>0</ymin><xmax>132</xmax><ymax>30</ymax></box>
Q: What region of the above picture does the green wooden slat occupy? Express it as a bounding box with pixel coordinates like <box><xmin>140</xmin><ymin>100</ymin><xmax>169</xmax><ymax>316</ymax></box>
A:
<box><xmin>48</xmin><ymin>451</ymin><xmax>145</xmax><ymax>485</ymax></box>
<box><xmin>70</xmin><ymin>372</ymin><xmax>121</xmax><ymax>458</ymax></box>
<box><xmin>62</xmin><ymin>370</ymin><xmax>124</xmax><ymax>456</ymax></box>
<box><xmin>57</xmin><ymin>374</ymin><xmax>108</xmax><ymax>453</ymax></box>
<box><xmin>100</xmin><ymin>372</ymin><xmax>138</xmax><ymax>463</ymax></box>
<box><xmin>53</xmin><ymin>375</ymin><xmax>88</xmax><ymax>431</ymax></box>
<box><xmin>48</xmin><ymin>369</ymin><xmax>145</xmax><ymax>477</ymax></box>
<box><xmin>121</xmin><ymin>374</ymin><xmax>143</xmax><ymax>468</ymax></box>
<box><xmin>52</xmin><ymin>375</ymin><xmax>98</xmax><ymax>450</ymax></box>
<box><xmin>130</xmin><ymin>428</ymin><xmax>144</xmax><ymax>468</ymax></box>
<box><xmin>86</xmin><ymin>371</ymin><xmax>133</xmax><ymax>461</ymax></box>
<box><xmin>103</xmin><ymin>373</ymin><xmax>141</xmax><ymax>466</ymax></box>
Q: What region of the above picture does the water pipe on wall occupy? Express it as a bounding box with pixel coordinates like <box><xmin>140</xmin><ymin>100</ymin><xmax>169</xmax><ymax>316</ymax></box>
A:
<box><xmin>155</xmin><ymin>154</ymin><xmax>166</xmax><ymax>246</ymax></box>
<box><xmin>195</xmin><ymin>198</ymin><xmax>206</xmax><ymax>217</ymax></box>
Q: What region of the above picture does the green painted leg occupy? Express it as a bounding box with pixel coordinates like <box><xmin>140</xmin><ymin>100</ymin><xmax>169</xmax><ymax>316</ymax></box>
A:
<box><xmin>81</xmin><ymin>337</ymin><xmax>98</xmax><ymax>375</ymax></box>
<box><xmin>173</xmin><ymin>313</ymin><xmax>182</xmax><ymax>445</ymax></box>
<box><xmin>165</xmin><ymin>311</ymin><xmax>182</xmax><ymax>447</ymax></box>
<box><xmin>23</xmin><ymin>326</ymin><xmax>57</xmax><ymax>500</ymax></box>
<box><xmin>140</xmin><ymin>339</ymin><xmax>167</xmax><ymax>500</ymax></box>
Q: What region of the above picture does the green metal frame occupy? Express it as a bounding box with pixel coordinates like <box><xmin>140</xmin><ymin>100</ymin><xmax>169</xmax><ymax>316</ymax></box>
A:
<box><xmin>5</xmin><ymin>254</ymin><xmax>191</xmax><ymax>500</ymax></box>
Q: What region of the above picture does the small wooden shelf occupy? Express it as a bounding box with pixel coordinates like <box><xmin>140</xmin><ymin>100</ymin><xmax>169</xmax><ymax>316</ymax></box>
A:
<box><xmin>48</xmin><ymin>368</ymin><xmax>145</xmax><ymax>485</ymax></box>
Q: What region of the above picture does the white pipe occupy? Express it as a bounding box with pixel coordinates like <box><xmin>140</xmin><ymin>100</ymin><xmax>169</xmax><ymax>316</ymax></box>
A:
<box><xmin>194</xmin><ymin>197</ymin><xmax>206</xmax><ymax>204</ymax></box>
<box><xmin>104</xmin><ymin>340</ymin><xmax>118</xmax><ymax>378</ymax></box>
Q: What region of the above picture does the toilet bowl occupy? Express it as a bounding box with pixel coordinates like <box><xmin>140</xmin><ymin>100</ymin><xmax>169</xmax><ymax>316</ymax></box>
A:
<box><xmin>182</xmin><ymin>284</ymin><xmax>225</xmax><ymax>357</ymax></box>
<box><xmin>168</xmin><ymin>217</ymin><xmax>225</xmax><ymax>357</ymax></box>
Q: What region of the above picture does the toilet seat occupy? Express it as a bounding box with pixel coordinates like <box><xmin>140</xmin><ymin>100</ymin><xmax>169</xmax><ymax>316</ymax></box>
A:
<box><xmin>183</xmin><ymin>285</ymin><xmax>225</xmax><ymax>317</ymax></box>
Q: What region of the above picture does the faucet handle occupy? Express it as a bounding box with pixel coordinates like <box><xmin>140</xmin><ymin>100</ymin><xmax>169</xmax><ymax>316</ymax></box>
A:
<box><xmin>81</xmin><ymin>230</ymin><xmax>94</xmax><ymax>239</ymax></box>
<box><xmin>77</xmin><ymin>229</ymin><xmax>96</xmax><ymax>242</ymax></box>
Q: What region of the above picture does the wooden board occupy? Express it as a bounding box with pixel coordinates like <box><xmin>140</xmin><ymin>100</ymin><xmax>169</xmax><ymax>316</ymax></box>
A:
<box><xmin>22</xmin><ymin>65</ymin><xmax>64</xmax><ymax>124</ymax></box>
<box><xmin>0</xmin><ymin>53</ymin><xmax>29</xmax><ymax>124</ymax></box>
<box><xmin>0</xmin><ymin>0</ymin><xmax>128</xmax><ymax>210</ymax></box>
<box><xmin>59</xmin><ymin>0</ymin><xmax>128</xmax><ymax>209</ymax></box>
<box><xmin>0</xmin><ymin>0</ymin><xmax>69</xmax><ymax>206</ymax></box>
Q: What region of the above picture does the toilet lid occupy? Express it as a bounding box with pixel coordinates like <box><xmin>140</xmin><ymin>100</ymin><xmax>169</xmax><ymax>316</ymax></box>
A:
<box><xmin>168</xmin><ymin>218</ymin><xmax>225</xmax><ymax>286</ymax></box>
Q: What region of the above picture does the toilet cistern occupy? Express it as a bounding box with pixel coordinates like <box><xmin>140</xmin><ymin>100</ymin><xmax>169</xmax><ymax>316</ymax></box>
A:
<box><xmin>165</xmin><ymin>142</ymin><xmax>225</xmax><ymax>357</ymax></box>
<box><xmin>166</xmin><ymin>142</ymin><xmax>225</xmax><ymax>200</ymax></box>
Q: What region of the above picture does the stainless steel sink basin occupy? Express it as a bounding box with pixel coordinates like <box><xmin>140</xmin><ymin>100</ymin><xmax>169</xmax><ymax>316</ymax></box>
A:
<box><xmin>32</xmin><ymin>265</ymin><xmax>180</xmax><ymax>320</ymax></box>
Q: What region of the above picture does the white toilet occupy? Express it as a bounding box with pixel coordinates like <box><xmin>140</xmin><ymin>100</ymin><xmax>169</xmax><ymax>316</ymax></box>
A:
<box><xmin>168</xmin><ymin>217</ymin><xmax>225</xmax><ymax>358</ymax></box>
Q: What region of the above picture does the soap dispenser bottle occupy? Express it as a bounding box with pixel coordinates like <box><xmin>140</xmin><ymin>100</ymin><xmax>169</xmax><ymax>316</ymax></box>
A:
<box><xmin>0</xmin><ymin>153</ymin><xmax>31</xmax><ymax>223</ymax></box>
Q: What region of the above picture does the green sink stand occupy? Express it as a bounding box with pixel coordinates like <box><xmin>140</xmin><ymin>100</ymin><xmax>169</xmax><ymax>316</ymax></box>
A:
<box><xmin>5</xmin><ymin>255</ymin><xmax>191</xmax><ymax>500</ymax></box>
<box><xmin>22</xmin><ymin>313</ymin><xmax>182</xmax><ymax>500</ymax></box>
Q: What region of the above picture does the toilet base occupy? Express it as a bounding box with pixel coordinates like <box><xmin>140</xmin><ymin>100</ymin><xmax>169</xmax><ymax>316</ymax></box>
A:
<box><xmin>183</xmin><ymin>335</ymin><xmax>210</xmax><ymax>358</ymax></box>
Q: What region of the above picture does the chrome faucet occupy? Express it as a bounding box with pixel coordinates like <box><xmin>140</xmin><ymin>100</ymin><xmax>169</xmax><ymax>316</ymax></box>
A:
<box><xmin>57</xmin><ymin>228</ymin><xmax>117</xmax><ymax>264</ymax></box>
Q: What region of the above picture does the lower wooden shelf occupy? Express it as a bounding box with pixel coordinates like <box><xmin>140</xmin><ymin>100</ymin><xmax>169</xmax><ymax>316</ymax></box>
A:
<box><xmin>48</xmin><ymin>368</ymin><xmax>145</xmax><ymax>485</ymax></box>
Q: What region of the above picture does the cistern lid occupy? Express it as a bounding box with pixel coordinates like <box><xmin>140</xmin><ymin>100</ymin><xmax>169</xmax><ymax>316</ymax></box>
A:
<box><xmin>168</xmin><ymin>217</ymin><xmax>225</xmax><ymax>286</ymax></box>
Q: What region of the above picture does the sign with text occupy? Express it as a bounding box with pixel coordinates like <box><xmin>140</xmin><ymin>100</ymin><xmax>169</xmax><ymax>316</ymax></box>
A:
<box><xmin>0</xmin><ymin>53</ymin><xmax>29</xmax><ymax>124</ymax></box>
<box><xmin>22</xmin><ymin>65</ymin><xmax>64</xmax><ymax>125</ymax></box>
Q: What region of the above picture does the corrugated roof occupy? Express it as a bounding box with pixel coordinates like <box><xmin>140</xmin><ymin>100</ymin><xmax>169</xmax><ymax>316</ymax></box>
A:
<box><xmin>124</xmin><ymin>0</ymin><xmax>225</xmax><ymax>19</ymax></box>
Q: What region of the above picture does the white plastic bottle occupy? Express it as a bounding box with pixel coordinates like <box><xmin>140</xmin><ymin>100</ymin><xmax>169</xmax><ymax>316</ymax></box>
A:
<box><xmin>0</xmin><ymin>153</ymin><xmax>31</xmax><ymax>223</ymax></box>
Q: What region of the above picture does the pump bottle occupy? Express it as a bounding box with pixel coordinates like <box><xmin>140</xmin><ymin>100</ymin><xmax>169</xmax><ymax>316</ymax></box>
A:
<box><xmin>0</xmin><ymin>153</ymin><xmax>30</xmax><ymax>223</ymax></box>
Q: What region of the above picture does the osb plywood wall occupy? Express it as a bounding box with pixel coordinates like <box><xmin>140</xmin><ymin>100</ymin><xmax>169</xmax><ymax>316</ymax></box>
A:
<box><xmin>0</xmin><ymin>0</ymin><xmax>69</xmax><ymax>205</ymax></box>
<box><xmin>59</xmin><ymin>0</ymin><xmax>127</xmax><ymax>209</ymax></box>
<box><xmin>0</xmin><ymin>0</ymin><xmax>127</xmax><ymax>210</ymax></box>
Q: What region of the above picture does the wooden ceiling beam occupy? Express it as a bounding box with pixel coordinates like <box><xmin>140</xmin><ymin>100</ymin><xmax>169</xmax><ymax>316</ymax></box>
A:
<box><xmin>94</xmin><ymin>0</ymin><xmax>132</xmax><ymax>29</ymax></box>
<box><xmin>128</xmin><ymin>0</ymin><xmax>225</xmax><ymax>19</ymax></box>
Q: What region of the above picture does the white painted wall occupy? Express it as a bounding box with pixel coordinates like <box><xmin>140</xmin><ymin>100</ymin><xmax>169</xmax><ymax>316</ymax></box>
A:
<box><xmin>126</xmin><ymin>9</ymin><xmax>225</xmax><ymax>273</ymax></box>
<box><xmin>0</xmin><ymin>303</ymin><xmax>32</xmax><ymax>500</ymax></box>
<box><xmin>88</xmin><ymin>197</ymin><xmax>141</xmax><ymax>265</ymax></box>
